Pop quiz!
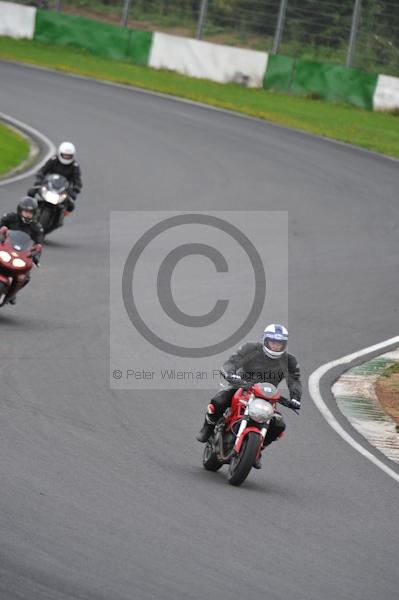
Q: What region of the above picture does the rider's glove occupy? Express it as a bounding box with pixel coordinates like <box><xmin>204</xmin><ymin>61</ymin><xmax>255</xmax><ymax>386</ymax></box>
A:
<box><xmin>69</xmin><ymin>191</ymin><xmax>77</xmax><ymax>201</ymax></box>
<box><xmin>221</xmin><ymin>368</ymin><xmax>240</xmax><ymax>381</ymax></box>
<box><xmin>64</xmin><ymin>197</ymin><xmax>75</xmax><ymax>214</ymax></box>
<box><xmin>290</xmin><ymin>398</ymin><xmax>301</xmax><ymax>410</ymax></box>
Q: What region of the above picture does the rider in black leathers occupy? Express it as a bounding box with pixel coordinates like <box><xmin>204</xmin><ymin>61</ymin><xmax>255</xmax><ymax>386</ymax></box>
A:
<box><xmin>0</xmin><ymin>197</ymin><xmax>43</xmax><ymax>304</ymax></box>
<box><xmin>196</xmin><ymin>324</ymin><xmax>302</xmax><ymax>468</ymax></box>
<box><xmin>27</xmin><ymin>142</ymin><xmax>82</xmax><ymax>213</ymax></box>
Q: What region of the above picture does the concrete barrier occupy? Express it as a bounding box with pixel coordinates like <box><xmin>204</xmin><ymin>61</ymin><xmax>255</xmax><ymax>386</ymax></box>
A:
<box><xmin>0</xmin><ymin>1</ymin><xmax>36</xmax><ymax>39</ymax></box>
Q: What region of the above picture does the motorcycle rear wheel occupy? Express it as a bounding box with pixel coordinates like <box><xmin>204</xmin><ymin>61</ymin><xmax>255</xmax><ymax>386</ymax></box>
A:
<box><xmin>202</xmin><ymin>442</ymin><xmax>223</xmax><ymax>471</ymax></box>
<box><xmin>227</xmin><ymin>431</ymin><xmax>261</xmax><ymax>486</ymax></box>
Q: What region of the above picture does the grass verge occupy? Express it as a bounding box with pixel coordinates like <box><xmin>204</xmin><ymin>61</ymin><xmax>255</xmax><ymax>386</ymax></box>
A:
<box><xmin>382</xmin><ymin>363</ymin><xmax>399</xmax><ymax>378</ymax></box>
<box><xmin>0</xmin><ymin>120</ymin><xmax>30</xmax><ymax>177</ymax></box>
<box><xmin>1</xmin><ymin>36</ymin><xmax>399</xmax><ymax>158</ymax></box>
<box><xmin>376</xmin><ymin>363</ymin><xmax>399</xmax><ymax>429</ymax></box>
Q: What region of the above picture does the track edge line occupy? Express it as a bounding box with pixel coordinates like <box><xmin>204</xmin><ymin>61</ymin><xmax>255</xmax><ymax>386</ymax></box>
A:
<box><xmin>0</xmin><ymin>112</ymin><xmax>56</xmax><ymax>186</ymax></box>
<box><xmin>308</xmin><ymin>335</ymin><xmax>399</xmax><ymax>484</ymax></box>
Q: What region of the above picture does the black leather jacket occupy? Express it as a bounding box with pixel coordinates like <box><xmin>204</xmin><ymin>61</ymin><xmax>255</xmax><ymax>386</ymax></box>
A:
<box><xmin>222</xmin><ymin>341</ymin><xmax>302</xmax><ymax>400</ymax></box>
<box><xmin>0</xmin><ymin>212</ymin><xmax>44</xmax><ymax>249</ymax></box>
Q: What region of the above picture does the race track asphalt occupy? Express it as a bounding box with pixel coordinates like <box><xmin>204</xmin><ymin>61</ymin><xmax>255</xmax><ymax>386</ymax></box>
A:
<box><xmin>0</xmin><ymin>61</ymin><xmax>398</xmax><ymax>600</ymax></box>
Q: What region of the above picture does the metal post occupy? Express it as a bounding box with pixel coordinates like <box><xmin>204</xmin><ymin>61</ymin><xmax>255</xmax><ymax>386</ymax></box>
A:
<box><xmin>272</xmin><ymin>0</ymin><xmax>288</xmax><ymax>54</ymax></box>
<box><xmin>346</xmin><ymin>0</ymin><xmax>362</xmax><ymax>68</ymax></box>
<box><xmin>121</xmin><ymin>0</ymin><xmax>132</xmax><ymax>28</ymax></box>
<box><xmin>55</xmin><ymin>0</ymin><xmax>62</xmax><ymax>12</ymax></box>
<box><xmin>196</xmin><ymin>0</ymin><xmax>209</xmax><ymax>40</ymax></box>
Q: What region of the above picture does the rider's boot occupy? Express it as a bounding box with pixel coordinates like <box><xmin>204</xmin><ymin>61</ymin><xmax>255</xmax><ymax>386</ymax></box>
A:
<box><xmin>196</xmin><ymin>416</ymin><xmax>216</xmax><ymax>443</ymax></box>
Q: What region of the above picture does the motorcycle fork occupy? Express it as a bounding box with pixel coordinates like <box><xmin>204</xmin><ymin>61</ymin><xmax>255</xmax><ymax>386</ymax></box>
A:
<box><xmin>255</xmin><ymin>427</ymin><xmax>268</xmax><ymax>458</ymax></box>
<box><xmin>57</xmin><ymin>206</ymin><xmax>66</xmax><ymax>227</ymax></box>
<box><xmin>233</xmin><ymin>420</ymin><xmax>268</xmax><ymax>454</ymax></box>
<box><xmin>10</xmin><ymin>273</ymin><xmax>28</xmax><ymax>298</ymax></box>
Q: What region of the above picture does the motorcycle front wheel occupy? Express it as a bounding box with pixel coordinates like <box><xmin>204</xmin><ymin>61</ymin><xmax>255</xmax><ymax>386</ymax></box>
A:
<box><xmin>227</xmin><ymin>431</ymin><xmax>261</xmax><ymax>486</ymax></box>
<box><xmin>39</xmin><ymin>205</ymin><xmax>55</xmax><ymax>234</ymax></box>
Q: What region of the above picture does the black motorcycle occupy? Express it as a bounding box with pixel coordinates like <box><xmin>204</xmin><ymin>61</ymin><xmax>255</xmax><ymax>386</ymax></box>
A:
<box><xmin>36</xmin><ymin>174</ymin><xmax>71</xmax><ymax>235</ymax></box>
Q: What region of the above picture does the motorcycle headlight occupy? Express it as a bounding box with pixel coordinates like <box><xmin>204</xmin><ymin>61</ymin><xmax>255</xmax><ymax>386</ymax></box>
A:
<box><xmin>12</xmin><ymin>258</ymin><xmax>26</xmax><ymax>268</ymax></box>
<box><xmin>248</xmin><ymin>398</ymin><xmax>274</xmax><ymax>423</ymax></box>
<box><xmin>0</xmin><ymin>251</ymin><xmax>11</xmax><ymax>263</ymax></box>
<box><xmin>43</xmin><ymin>190</ymin><xmax>61</xmax><ymax>204</ymax></box>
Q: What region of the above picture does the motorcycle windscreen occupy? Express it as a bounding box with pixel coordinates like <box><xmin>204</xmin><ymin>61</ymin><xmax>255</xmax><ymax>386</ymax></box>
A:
<box><xmin>44</xmin><ymin>174</ymin><xmax>68</xmax><ymax>192</ymax></box>
<box><xmin>8</xmin><ymin>230</ymin><xmax>33</xmax><ymax>251</ymax></box>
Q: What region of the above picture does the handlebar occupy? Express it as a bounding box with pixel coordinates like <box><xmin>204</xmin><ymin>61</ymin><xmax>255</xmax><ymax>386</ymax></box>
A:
<box><xmin>221</xmin><ymin>371</ymin><xmax>252</xmax><ymax>387</ymax></box>
<box><xmin>278</xmin><ymin>396</ymin><xmax>300</xmax><ymax>414</ymax></box>
<box><xmin>220</xmin><ymin>371</ymin><xmax>299</xmax><ymax>413</ymax></box>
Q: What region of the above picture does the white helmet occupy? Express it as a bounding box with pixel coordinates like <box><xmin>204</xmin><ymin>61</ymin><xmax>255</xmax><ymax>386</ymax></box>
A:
<box><xmin>262</xmin><ymin>324</ymin><xmax>288</xmax><ymax>359</ymax></box>
<box><xmin>58</xmin><ymin>141</ymin><xmax>76</xmax><ymax>165</ymax></box>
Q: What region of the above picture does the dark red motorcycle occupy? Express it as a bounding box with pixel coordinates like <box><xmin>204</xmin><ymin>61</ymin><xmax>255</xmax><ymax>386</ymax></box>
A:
<box><xmin>202</xmin><ymin>374</ymin><xmax>299</xmax><ymax>486</ymax></box>
<box><xmin>0</xmin><ymin>227</ymin><xmax>41</xmax><ymax>306</ymax></box>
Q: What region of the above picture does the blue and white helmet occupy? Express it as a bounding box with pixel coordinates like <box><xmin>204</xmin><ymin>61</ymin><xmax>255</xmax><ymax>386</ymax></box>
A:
<box><xmin>262</xmin><ymin>324</ymin><xmax>288</xmax><ymax>359</ymax></box>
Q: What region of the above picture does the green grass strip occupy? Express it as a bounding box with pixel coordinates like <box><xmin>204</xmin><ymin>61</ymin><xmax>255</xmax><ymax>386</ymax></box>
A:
<box><xmin>0</xmin><ymin>120</ymin><xmax>30</xmax><ymax>177</ymax></box>
<box><xmin>1</xmin><ymin>37</ymin><xmax>399</xmax><ymax>158</ymax></box>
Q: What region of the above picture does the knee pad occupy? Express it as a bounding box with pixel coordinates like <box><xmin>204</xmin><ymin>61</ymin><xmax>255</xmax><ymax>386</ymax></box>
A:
<box><xmin>205</xmin><ymin>404</ymin><xmax>216</xmax><ymax>424</ymax></box>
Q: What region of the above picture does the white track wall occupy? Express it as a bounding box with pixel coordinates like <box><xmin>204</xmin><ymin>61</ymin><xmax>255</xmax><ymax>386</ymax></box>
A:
<box><xmin>149</xmin><ymin>32</ymin><xmax>268</xmax><ymax>88</ymax></box>
<box><xmin>373</xmin><ymin>74</ymin><xmax>399</xmax><ymax>111</ymax></box>
<box><xmin>0</xmin><ymin>1</ymin><xmax>36</xmax><ymax>39</ymax></box>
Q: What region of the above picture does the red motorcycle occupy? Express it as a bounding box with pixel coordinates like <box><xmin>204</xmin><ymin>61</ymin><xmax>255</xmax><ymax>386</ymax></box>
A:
<box><xmin>202</xmin><ymin>374</ymin><xmax>299</xmax><ymax>486</ymax></box>
<box><xmin>0</xmin><ymin>226</ymin><xmax>41</xmax><ymax>306</ymax></box>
